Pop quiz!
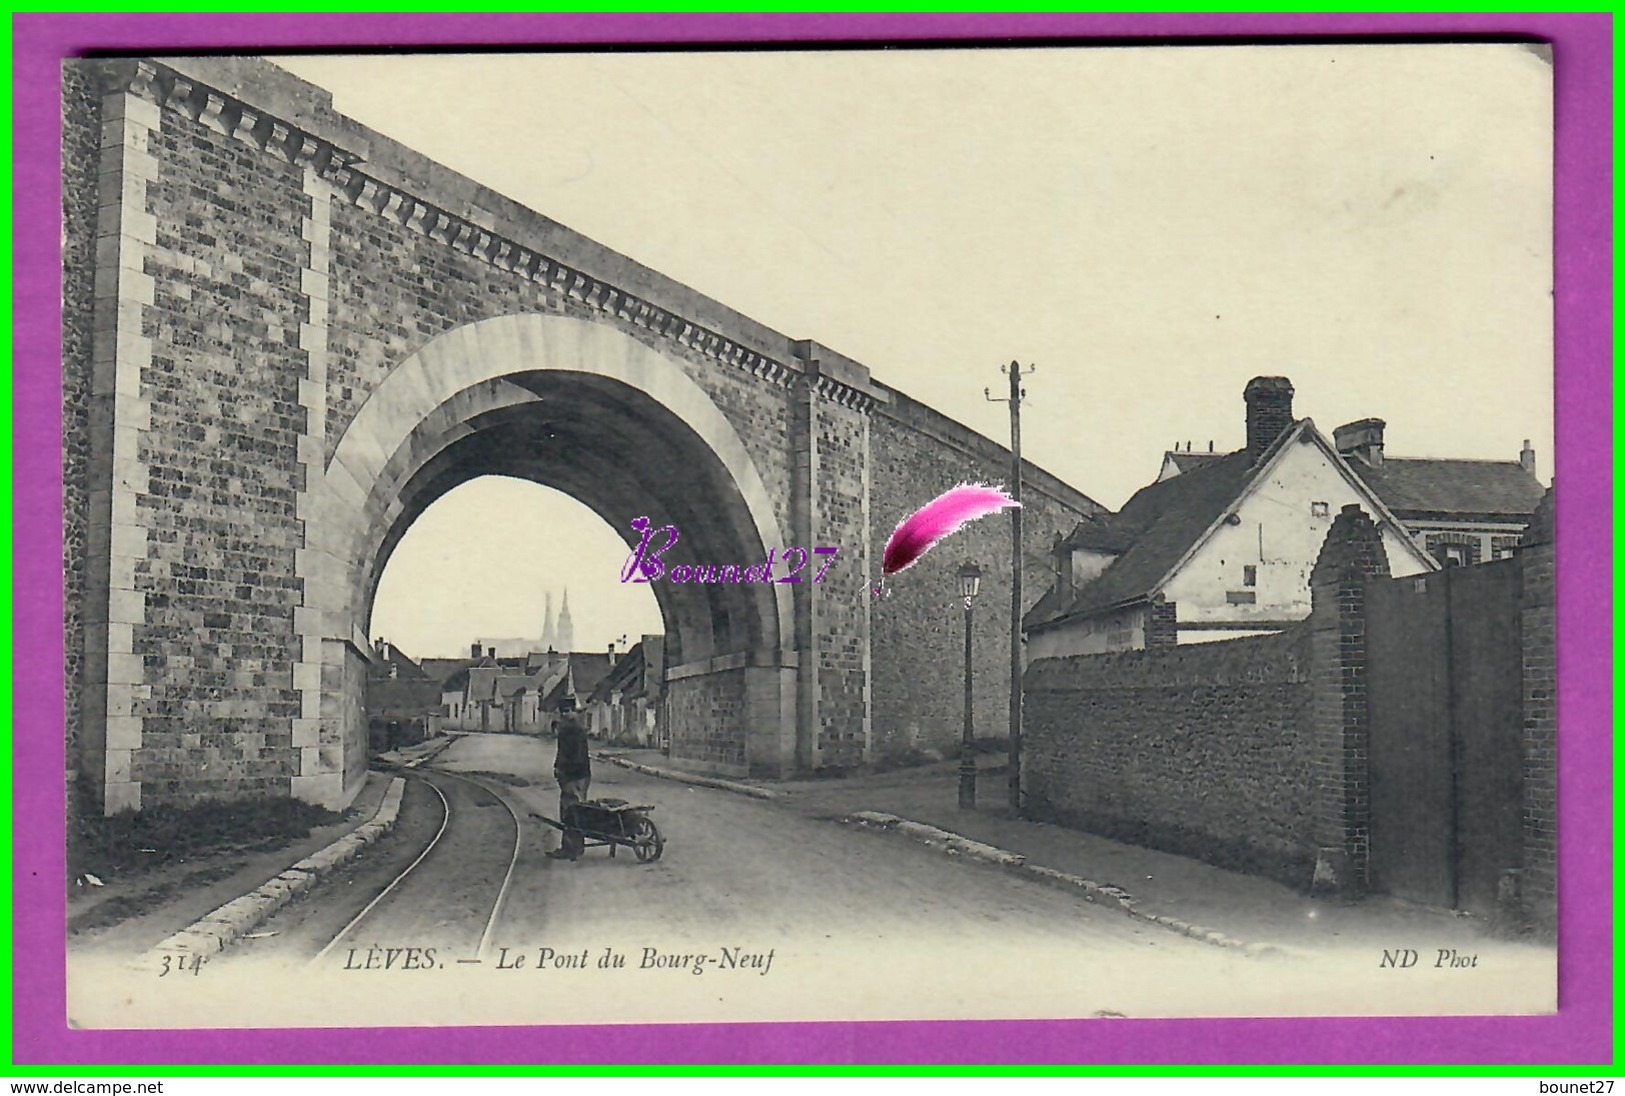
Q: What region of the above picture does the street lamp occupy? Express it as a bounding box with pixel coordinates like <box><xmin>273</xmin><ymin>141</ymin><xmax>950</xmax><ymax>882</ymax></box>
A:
<box><xmin>957</xmin><ymin>561</ymin><xmax>983</xmax><ymax>809</ymax></box>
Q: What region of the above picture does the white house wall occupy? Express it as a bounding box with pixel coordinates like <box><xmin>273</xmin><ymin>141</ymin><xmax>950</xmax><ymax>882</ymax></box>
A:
<box><xmin>1028</xmin><ymin>604</ymin><xmax>1146</xmax><ymax>660</ymax></box>
<box><xmin>1164</xmin><ymin>440</ymin><xmax>1431</xmax><ymax>631</ymax></box>
<box><xmin>1069</xmin><ymin>547</ymin><xmax>1118</xmax><ymax>586</ymax></box>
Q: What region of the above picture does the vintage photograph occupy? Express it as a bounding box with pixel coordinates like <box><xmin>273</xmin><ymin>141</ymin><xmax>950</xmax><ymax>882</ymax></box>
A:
<box><xmin>61</xmin><ymin>43</ymin><xmax>1557</xmax><ymax>1029</ymax></box>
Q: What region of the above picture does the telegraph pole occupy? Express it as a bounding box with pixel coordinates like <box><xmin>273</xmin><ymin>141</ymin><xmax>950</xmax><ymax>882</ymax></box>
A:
<box><xmin>986</xmin><ymin>361</ymin><xmax>1035</xmax><ymax>815</ymax></box>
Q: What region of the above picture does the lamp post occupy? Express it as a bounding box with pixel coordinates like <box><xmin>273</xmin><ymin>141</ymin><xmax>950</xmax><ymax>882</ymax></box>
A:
<box><xmin>957</xmin><ymin>561</ymin><xmax>983</xmax><ymax>809</ymax></box>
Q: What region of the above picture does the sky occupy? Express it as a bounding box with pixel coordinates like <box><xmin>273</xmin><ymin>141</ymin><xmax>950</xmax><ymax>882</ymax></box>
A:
<box><xmin>272</xmin><ymin>45</ymin><xmax>1554</xmax><ymax>659</ymax></box>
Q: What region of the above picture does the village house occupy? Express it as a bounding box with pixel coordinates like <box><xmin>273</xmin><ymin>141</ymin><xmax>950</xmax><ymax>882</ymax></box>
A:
<box><xmin>1154</xmin><ymin>388</ymin><xmax>1545</xmax><ymax>570</ymax></box>
<box><xmin>541</xmin><ymin>652</ymin><xmax>614</xmax><ymax>734</ymax></box>
<box><xmin>1330</xmin><ymin>419</ymin><xmax>1544</xmax><ymax>567</ymax></box>
<box><xmin>441</xmin><ymin>647</ymin><xmax>570</xmax><ymax>734</ymax></box>
<box><xmin>585</xmin><ymin>636</ymin><xmax>666</xmax><ymax>749</ymax></box>
<box><xmin>1025</xmin><ymin>377</ymin><xmax>1442</xmax><ymax>657</ymax></box>
<box><xmin>364</xmin><ymin>640</ymin><xmax>444</xmax><ymax>750</ymax></box>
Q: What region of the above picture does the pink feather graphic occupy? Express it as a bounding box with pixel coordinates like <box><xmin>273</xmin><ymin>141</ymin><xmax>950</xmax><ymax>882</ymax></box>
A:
<box><xmin>875</xmin><ymin>483</ymin><xmax>1020</xmax><ymax>595</ymax></box>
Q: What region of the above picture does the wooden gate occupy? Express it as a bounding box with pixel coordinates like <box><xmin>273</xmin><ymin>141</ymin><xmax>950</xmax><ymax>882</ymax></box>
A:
<box><xmin>1365</xmin><ymin>561</ymin><xmax>1524</xmax><ymax>914</ymax></box>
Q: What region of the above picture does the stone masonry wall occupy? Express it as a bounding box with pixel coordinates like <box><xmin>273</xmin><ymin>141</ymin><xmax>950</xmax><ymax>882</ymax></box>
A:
<box><xmin>1024</xmin><ymin>627</ymin><xmax>1318</xmax><ymax>887</ymax></box>
<box><xmin>869</xmin><ymin>392</ymin><xmax>1100</xmax><ymax>763</ymax></box>
<box><xmin>70</xmin><ymin>55</ymin><xmax>1109</xmax><ymax>808</ymax></box>
<box><xmin>667</xmin><ymin>668</ymin><xmax>748</xmax><ymax>774</ymax></box>
<box><xmin>813</xmin><ymin>390</ymin><xmax>869</xmax><ymax>767</ymax></box>
<box><xmin>62</xmin><ymin>66</ymin><xmax>102</xmax><ymax>808</ymax></box>
<box><xmin>131</xmin><ymin>103</ymin><xmax>310</xmax><ymax>803</ymax></box>
<box><xmin>322</xmin><ymin>187</ymin><xmax>798</xmax><ymax>551</ymax></box>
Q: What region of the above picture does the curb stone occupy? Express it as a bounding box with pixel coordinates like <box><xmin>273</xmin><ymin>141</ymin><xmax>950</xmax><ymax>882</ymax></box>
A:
<box><xmin>843</xmin><ymin>810</ymin><xmax>1293</xmax><ymax>957</ymax></box>
<box><xmin>595</xmin><ymin>752</ymin><xmax>777</xmax><ymax>800</ymax></box>
<box><xmin>139</xmin><ymin>777</ymin><xmax>408</xmax><ymax>968</ymax></box>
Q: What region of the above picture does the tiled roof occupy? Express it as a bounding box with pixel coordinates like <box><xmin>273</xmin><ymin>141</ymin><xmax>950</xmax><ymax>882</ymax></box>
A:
<box><xmin>420</xmin><ymin>657</ymin><xmax>479</xmax><ymax>685</ymax></box>
<box><xmin>466</xmin><ymin>667</ymin><xmax>501</xmax><ymax>704</ymax></box>
<box><xmin>566</xmin><ymin>653</ymin><xmax>614</xmax><ymax>696</ymax></box>
<box><xmin>367</xmin><ymin>678</ymin><xmax>443</xmax><ymax>717</ymax></box>
<box><xmin>589</xmin><ymin>644</ymin><xmax>647</xmax><ymax>705</ymax></box>
<box><xmin>373</xmin><ymin>643</ymin><xmax>427</xmax><ymax>680</ymax></box>
<box><xmin>542</xmin><ymin>653</ymin><xmax>616</xmax><ymax>709</ymax></box>
<box><xmin>1352</xmin><ymin>457</ymin><xmax>1544</xmax><ymax>518</ymax></box>
<box><xmin>1060</xmin><ymin>512</ymin><xmax>1134</xmax><ymax>553</ymax></box>
<box><xmin>1027</xmin><ymin>429</ymin><xmax>1294</xmax><ymax>631</ymax></box>
<box><xmin>1164</xmin><ymin>450</ymin><xmax>1226</xmax><ymax>474</ymax></box>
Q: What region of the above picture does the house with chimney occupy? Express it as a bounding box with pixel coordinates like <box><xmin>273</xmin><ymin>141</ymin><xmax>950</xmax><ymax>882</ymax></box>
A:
<box><xmin>1025</xmin><ymin>377</ymin><xmax>1441</xmax><ymax>657</ymax></box>
<box><xmin>365</xmin><ymin>640</ymin><xmax>444</xmax><ymax>750</ymax></box>
<box><xmin>540</xmin><ymin>651</ymin><xmax>615</xmax><ymax>734</ymax></box>
<box><xmin>1330</xmin><ymin>419</ymin><xmax>1544</xmax><ymax>568</ymax></box>
<box><xmin>441</xmin><ymin>644</ymin><xmax>572</xmax><ymax>733</ymax></box>
<box><xmin>585</xmin><ymin>636</ymin><xmax>666</xmax><ymax>748</ymax></box>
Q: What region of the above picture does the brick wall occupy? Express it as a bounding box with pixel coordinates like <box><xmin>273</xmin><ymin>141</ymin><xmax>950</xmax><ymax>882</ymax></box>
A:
<box><xmin>1519</xmin><ymin>490</ymin><xmax>1555</xmax><ymax>929</ymax></box>
<box><xmin>1024</xmin><ymin>501</ymin><xmax>1558</xmax><ymax>928</ymax></box>
<box><xmin>1024</xmin><ymin>628</ymin><xmax>1318</xmax><ymax>886</ymax></box>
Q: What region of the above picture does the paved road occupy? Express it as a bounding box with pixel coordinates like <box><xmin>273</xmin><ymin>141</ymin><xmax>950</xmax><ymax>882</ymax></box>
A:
<box><xmin>210</xmin><ymin>733</ymin><xmax>1268</xmax><ymax>1024</ymax></box>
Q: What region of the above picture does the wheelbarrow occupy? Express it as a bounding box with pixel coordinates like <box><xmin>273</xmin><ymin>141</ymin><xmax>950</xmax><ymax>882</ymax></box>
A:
<box><xmin>532</xmin><ymin>797</ymin><xmax>664</xmax><ymax>862</ymax></box>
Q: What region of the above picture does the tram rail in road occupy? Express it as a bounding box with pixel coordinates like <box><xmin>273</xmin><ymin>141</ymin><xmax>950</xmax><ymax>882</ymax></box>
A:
<box><xmin>305</xmin><ymin>767</ymin><xmax>532</xmax><ymax>969</ymax></box>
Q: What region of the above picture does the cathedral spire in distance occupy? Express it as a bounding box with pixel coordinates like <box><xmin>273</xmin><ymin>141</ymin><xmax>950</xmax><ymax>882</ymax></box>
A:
<box><xmin>557</xmin><ymin>587</ymin><xmax>575</xmax><ymax>653</ymax></box>
<box><xmin>541</xmin><ymin>591</ymin><xmax>556</xmax><ymax>653</ymax></box>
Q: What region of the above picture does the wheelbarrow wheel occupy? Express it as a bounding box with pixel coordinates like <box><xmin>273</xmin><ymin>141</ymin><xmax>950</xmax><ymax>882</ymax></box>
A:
<box><xmin>631</xmin><ymin>817</ymin><xmax>664</xmax><ymax>863</ymax></box>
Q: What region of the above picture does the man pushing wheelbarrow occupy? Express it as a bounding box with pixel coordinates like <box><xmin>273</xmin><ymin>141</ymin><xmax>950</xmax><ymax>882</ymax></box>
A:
<box><xmin>538</xmin><ymin>708</ymin><xmax>664</xmax><ymax>863</ymax></box>
<box><xmin>547</xmin><ymin>711</ymin><xmax>592</xmax><ymax>861</ymax></box>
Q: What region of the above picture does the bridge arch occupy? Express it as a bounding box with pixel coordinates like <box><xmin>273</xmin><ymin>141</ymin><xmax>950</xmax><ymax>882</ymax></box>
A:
<box><xmin>295</xmin><ymin>313</ymin><xmax>797</xmax><ymax>807</ymax></box>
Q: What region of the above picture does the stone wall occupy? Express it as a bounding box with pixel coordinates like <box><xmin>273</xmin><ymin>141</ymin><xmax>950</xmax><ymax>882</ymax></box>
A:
<box><xmin>65</xmin><ymin>55</ymin><xmax>1103</xmax><ymax>810</ymax></box>
<box><xmin>1025</xmin><ymin>501</ymin><xmax>1558</xmax><ymax>931</ymax></box>
<box><xmin>869</xmin><ymin>389</ymin><xmax>1101</xmax><ymax>762</ymax></box>
<box><xmin>1024</xmin><ymin>627</ymin><xmax>1318</xmax><ymax>885</ymax></box>
<box><xmin>61</xmin><ymin>65</ymin><xmax>102</xmax><ymax>810</ymax></box>
<box><xmin>666</xmin><ymin>668</ymin><xmax>748</xmax><ymax>774</ymax></box>
<box><xmin>811</xmin><ymin>382</ymin><xmax>870</xmax><ymax>768</ymax></box>
<box><xmin>128</xmin><ymin>97</ymin><xmax>310</xmax><ymax>804</ymax></box>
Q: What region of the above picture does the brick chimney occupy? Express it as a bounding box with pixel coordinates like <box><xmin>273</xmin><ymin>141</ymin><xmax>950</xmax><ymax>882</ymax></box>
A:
<box><xmin>1244</xmin><ymin>377</ymin><xmax>1295</xmax><ymax>462</ymax></box>
<box><xmin>1334</xmin><ymin>418</ymin><xmax>1386</xmax><ymax>467</ymax></box>
<box><xmin>1520</xmin><ymin>439</ymin><xmax>1537</xmax><ymax>478</ymax></box>
<box><xmin>1051</xmin><ymin>533</ymin><xmax>1074</xmax><ymax>602</ymax></box>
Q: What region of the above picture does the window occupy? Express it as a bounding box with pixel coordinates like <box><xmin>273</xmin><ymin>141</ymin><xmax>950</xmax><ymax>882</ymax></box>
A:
<box><xmin>1441</xmin><ymin>544</ymin><xmax>1469</xmax><ymax>568</ymax></box>
<box><xmin>1311</xmin><ymin>501</ymin><xmax>1330</xmax><ymax>518</ymax></box>
<box><xmin>1493</xmin><ymin>546</ymin><xmax>1517</xmax><ymax>561</ymax></box>
<box><xmin>1243</xmin><ymin>565</ymin><xmax>1257</xmax><ymax>587</ymax></box>
<box><xmin>1226</xmin><ymin>590</ymin><xmax>1257</xmax><ymax>605</ymax></box>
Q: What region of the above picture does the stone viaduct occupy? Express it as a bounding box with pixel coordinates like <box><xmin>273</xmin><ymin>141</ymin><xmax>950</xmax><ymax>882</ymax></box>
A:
<box><xmin>64</xmin><ymin>56</ymin><xmax>1103</xmax><ymax>815</ymax></box>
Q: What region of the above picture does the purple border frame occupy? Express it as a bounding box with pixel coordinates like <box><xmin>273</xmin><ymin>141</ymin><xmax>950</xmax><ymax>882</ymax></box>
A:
<box><xmin>13</xmin><ymin>12</ymin><xmax>1611</xmax><ymax>1067</ymax></box>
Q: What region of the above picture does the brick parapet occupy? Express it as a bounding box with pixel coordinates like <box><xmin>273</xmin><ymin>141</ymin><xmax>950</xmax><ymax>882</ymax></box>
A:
<box><xmin>1518</xmin><ymin>487</ymin><xmax>1556</xmax><ymax>929</ymax></box>
<box><xmin>1303</xmin><ymin>503</ymin><xmax>1389</xmax><ymax>894</ymax></box>
<box><xmin>1145</xmin><ymin>597</ymin><xmax>1178</xmax><ymax>649</ymax></box>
